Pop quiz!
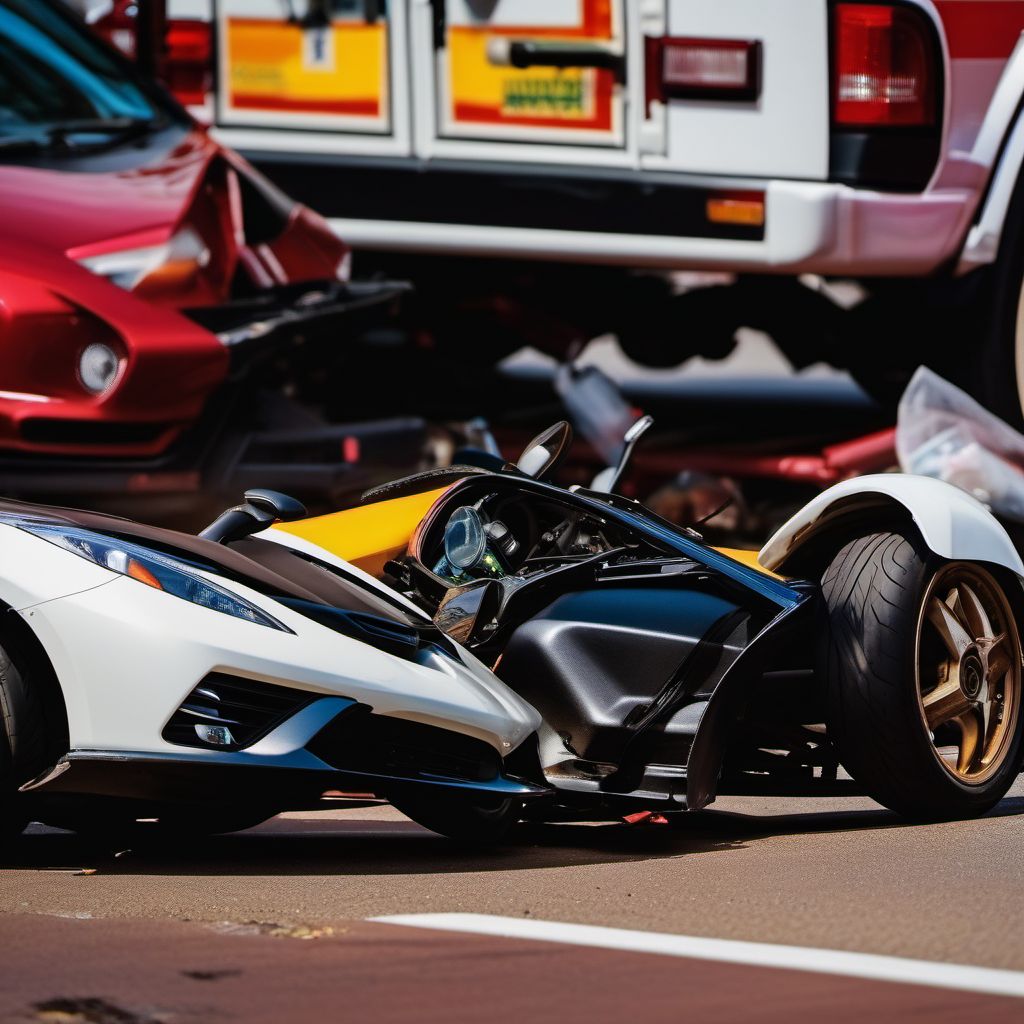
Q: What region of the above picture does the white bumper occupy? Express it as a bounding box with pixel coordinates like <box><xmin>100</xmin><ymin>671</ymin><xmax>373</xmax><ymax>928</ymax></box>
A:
<box><xmin>0</xmin><ymin>527</ymin><xmax>539</xmax><ymax>761</ymax></box>
<box><xmin>329</xmin><ymin>179</ymin><xmax>976</xmax><ymax>276</ymax></box>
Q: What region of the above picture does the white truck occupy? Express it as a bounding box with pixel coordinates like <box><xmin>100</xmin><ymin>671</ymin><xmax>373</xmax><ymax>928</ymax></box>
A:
<box><xmin>82</xmin><ymin>0</ymin><xmax>1024</xmax><ymax>421</ymax></box>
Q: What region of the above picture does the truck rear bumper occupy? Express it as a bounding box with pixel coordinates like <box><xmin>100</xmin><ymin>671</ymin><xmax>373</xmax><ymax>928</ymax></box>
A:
<box><xmin>312</xmin><ymin>171</ymin><xmax>976</xmax><ymax>277</ymax></box>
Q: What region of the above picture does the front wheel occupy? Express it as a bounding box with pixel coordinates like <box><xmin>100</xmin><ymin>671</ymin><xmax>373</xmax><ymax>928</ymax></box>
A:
<box><xmin>820</xmin><ymin>530</ymin><xmax>1024</xmax><ymax>819</ymax></box>
<box><xmin>0</xmin><ymin>633</ymin><xmax>52</xmax><ymax>848</ymax></box>
<box><xmin>390</xmin><ymin>791</ymin><xmax>521</xmax><ymax>844</ymax></box>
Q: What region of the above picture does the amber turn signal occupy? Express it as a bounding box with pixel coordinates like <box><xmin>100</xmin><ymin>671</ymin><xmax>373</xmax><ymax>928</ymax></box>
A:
<box><xmin>706</xmin><ymin>192</ymin><xmax>765</xmax><ymax>227</ymax></box>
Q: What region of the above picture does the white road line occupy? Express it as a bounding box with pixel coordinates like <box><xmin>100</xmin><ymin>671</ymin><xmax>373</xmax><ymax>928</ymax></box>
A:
<box><xmin>371</xmin><ymin>914</ymin><xmax>1024</xmax><ymax>999</ymax></box>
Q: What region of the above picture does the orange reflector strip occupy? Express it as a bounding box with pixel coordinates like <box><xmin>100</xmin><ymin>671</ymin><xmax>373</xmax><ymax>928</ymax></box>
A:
<box><xmin>706</xmin><ymin>193</ymin><xmax>765</xmax><ymax>226</ymax></box>
<box><xmin>127</xmin><ymin>559</ymin><xmax>164</xmax><ymax>590</ymax></box>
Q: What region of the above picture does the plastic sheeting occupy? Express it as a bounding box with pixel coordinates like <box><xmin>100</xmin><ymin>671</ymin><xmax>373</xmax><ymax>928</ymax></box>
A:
<box><xmin>896</xmin><ymin>366</ymin><xmax>1024</xmax><ymax>522</ymax></box>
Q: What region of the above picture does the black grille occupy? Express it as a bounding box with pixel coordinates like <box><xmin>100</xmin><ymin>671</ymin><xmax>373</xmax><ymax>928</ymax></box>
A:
<box><xmin>163</xmin><ymin>673</ymin><xmax>315</xmax><ymax>751</ymax></box>
<box><xmin>308</xmin><ymin>706</ymin><xmax>500</xmax><ymax>784</ymax></box>
<box><xmin>20</xmin><ymin>419</ymin><xmax>170</xmax><ymax>445</ymax></box>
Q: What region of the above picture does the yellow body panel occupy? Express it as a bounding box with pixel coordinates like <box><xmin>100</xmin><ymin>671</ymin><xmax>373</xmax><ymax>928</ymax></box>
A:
<box><xmin>271</xmin><ymin>488</ymin><xmax>447</xmax><ymax>578</ymax></box>
<box><xmin>448</xmin><ymin>28</ymin><xmax>600</xmax><ymax>124</ymax></box>
<box><xmin>717</xmin><ymin>547</ymin><xmax>782</xmax><ymax>580</ymax></box>
<box><xmin>226</xmin><ymin>18</ymin><xmax>387</xmax><ymax>118</ymax></box>
<box><xmin>444</xmin><ymin>0</ymin><xmax>619</xmax><ymax>138</ymax></box>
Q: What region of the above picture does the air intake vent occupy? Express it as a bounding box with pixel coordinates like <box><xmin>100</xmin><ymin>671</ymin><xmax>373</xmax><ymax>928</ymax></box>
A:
<box><xmin>308</xmin><ymin>706</ymin><xmax>500</xmax><ymax>784</ymax></box>
<box><xmin>163</xmin><ymin>673</ymin><xmax>314</xmax><ymax>751</ymax></box>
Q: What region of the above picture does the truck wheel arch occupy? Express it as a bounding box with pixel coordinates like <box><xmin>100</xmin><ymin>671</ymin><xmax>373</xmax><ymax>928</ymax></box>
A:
<box><xmin>958</xmin><ymin>36</ymin><xmax>1024</xmax><ymax>272</ymax></box>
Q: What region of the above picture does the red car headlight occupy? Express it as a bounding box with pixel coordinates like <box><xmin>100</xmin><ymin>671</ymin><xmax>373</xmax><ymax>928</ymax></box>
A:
<box><xmin>75</xmin><ymin>225</ymin><xmax>212</xmax><ymax>296</ymax></box>
<box><xmin>78</xmin><ymin>341</ymin><xmax>122</xmax><ymax>395</ymax></box>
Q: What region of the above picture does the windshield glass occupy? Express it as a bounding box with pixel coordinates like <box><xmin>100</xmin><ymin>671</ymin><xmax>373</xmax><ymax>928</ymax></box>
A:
<box><xmin>0</xmin><ymin>0</ymin><xmax>162</xmax><ymax>138</ymax></box>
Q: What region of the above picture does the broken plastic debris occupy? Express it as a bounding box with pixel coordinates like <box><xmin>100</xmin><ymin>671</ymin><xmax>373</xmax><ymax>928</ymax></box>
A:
<box><xmin>622</xmin><ymin>811</ymin><xmax>669</xmax><ymax>825</ymax></box>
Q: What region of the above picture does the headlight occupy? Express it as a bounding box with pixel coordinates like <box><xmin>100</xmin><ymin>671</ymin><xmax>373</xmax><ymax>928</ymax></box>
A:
<box><xmin>17</xmin><ymin>523</ymin><xmax>290</xmax><ymax>632</ymax></box>
<box><xmin>76</xmin><ymin>226</ymin><xmax>211</xmax><ymax>294</ymax></box>
<box><xmin>78</xmin><ymin>342</ymin><xmax>121</xmax><ymax>395</ymax></box>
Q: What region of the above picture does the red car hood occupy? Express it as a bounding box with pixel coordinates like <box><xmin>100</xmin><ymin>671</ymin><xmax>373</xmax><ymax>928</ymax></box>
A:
<box><xmin>0</xmin><ymin>127</ymin><xmax>216</xmax><ymax>254</ymax></box>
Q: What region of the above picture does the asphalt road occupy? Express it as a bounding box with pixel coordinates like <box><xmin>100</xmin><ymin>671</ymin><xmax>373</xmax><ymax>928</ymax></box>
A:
<box><xmin>2</xmin><ymin>781</ymin><xmax>1023</xmax><ymax>1021</ymax></box>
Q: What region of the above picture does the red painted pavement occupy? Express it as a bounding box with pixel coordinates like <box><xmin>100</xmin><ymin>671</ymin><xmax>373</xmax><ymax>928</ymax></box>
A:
<box><xmin>0</xmin><ymin>914</ymin><xmax>1018</xmax><ymax>1023</ymax></box>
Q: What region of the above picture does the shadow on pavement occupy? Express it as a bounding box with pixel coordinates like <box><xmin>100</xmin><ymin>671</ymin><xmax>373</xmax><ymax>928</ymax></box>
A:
<box><xmin>3</xmin><ymin>793</ymin><xmax>1022</xmax><ymax>876</ymax></box>
<box><xmin>1</xmin><ymin>815</ymin><xmax>743</xmax><ymax>876</ymax></box>
<box><xmin>682</xmin><ymin>792</ymin><xmax>1024</xmax><ymax>839</ymax></box>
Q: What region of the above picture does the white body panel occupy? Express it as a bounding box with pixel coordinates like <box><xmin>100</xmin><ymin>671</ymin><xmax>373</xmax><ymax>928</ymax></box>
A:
<box><xmin>328</xmin><ymin>180</ymin><xmax>974</xmax><ymax>273</ymax></box>
<box><xmin>0</xmin><ymin>525</ymin><xmax>540</xmax><ymax>760</ymax></box>
<box><xmin>759</xmin><ymin>474</ymin><xmax>1024</xmax><ymax>579</ymax></box>
<box><xmin>658</xmin><ymin>0</ymin><xmax>829</xmax><ymax>179</ymax></box>
<box><xmin>255</xmin><ymin>527</ymin><xmax>521</xmax><ymax>708</ymax></box>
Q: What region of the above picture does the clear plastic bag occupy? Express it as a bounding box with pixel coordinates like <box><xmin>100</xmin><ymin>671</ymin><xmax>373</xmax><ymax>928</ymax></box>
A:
<box><xmin>896</xmin><ymin>366</ymin><xmax>1024</xmax><ymax>521</ymax></box>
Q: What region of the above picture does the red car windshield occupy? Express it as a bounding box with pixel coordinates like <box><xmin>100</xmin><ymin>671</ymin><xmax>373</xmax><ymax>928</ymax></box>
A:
<box><xmin>0</xmin><ymin>0</ymin><xmax>172</xmax><ymax>146</ymax></box>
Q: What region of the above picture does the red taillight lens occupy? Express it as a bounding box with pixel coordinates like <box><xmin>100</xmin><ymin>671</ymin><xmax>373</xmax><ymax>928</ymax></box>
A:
<box><xmin>161</xmin><ymin>20</ymin><xmax>213</xmax><ymax>107</ymax></box>
<box><xmin>833</xmin><ymin>3</ymin><xmax>936</xmax><ymax>126</ymax></box>
<box><xmin>665</xmin><ymin>40</ymin><xmax>759</xmax><ymax>94</ymax></box>
<box><xmin>646</xmin><ymin>37</ymin><xmax>761</xmax><ymax>108</ymax></box>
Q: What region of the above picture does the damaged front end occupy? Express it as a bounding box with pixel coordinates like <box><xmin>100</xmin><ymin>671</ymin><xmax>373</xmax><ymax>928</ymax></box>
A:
<box><xmin>495</xmin><ymin>512</ymin><xmax>818</xmax><ymax>813</ymax></box>
<box><xmin>387</xmin><ymin>469</ymin><xmax>827</xmax><ymax>816</ymax></box>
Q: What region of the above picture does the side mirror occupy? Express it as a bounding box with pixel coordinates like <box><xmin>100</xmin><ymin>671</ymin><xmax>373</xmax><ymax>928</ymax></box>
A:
<box><xmin>433</xmin><ymin>579</ymin><xmax>504</xmax><ymax>646</ymax></box>
<box><xmin>590</xmin><ymin>414</ymin><xmax>654</xmax><ymax>494</ymax></box>
<box><xmin>516</xmin><ymin>420</ymin><xmax>573</xmax><ymax>480</ymax></box>
<box><xmin>244</xmin><ymin>489</ymin><xmax>308</xmax><ymax>522</ymax></box>
<box><xmin>199</xmin><ymin>488</ymin><xmax>308</xmax><ymax>545</ymax></box>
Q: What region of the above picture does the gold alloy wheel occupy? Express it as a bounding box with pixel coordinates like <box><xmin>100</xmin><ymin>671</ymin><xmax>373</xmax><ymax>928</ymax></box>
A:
<box><xmin>915</xmin><ymin>564</ymin><xmax>1022</xmax><ymax>784</ymax></box>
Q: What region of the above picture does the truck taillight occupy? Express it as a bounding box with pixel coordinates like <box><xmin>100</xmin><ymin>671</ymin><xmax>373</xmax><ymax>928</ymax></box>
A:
<box><xmin>833</xmin><ymin>3</ymin><xmax>936</xmax><ymax>127</ymax></box>
<box><xmin>162</xmin><ymin>20</ymin><xmax>212</xmax><ymax>107</ymax></box>
<box><xmin>646</xmin><ymin>37</ymin><xmax>761</xmax><ymax>108</ymax></box>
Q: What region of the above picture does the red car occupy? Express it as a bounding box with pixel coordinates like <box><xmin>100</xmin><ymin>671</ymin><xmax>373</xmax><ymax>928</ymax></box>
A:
<box><xmin>0</xmin><ymin>0</ymin><xmax>411</xmax><ymax>514</ymax></box>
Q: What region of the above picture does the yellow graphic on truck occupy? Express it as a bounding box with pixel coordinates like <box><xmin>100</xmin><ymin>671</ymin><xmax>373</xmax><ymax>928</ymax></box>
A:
<box><xmin>223</xmin><ymin>17</ymin><xmax>388</xmax><ymax>128</ymax></box>
<box><xmin>444</xmin><ymin>0</ymin><xmax>620</xmax><ymax>141</ymax></box>
<box><xmin>502</xmin><ymin>78</ymin><xmax>588</xmax><ymax>118</ymax></box>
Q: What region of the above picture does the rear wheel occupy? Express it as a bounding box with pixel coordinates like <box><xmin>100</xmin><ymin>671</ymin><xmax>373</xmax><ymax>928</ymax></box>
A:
<box><xmin>820</xmin><ymin>530</ymin><xmax>1024</xmax><ymax>819</ymax></box>
<box><xmin>390</xmin><ymin>792</ymin><xmax>521</xmax><ymax>844</ymax></box>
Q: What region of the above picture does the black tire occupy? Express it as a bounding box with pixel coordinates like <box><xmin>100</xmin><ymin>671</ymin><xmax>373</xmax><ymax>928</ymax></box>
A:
<box><xmin>390</xmin><ymin>792</ymin><xmax>521</xmax><ymax>844</ymax></box>
<box><xmin>952</xmin><ymin>175</ymin><xmax>1024</xmax><ymax>428</ymax></box>
<box><xmin>0</xmin><ymin>636</ymin><xmax>50</xmax><ymax>844</ymax></box>
<box><xmin>820</xmin><ymin>529</ymin><xmax>1024</xmax><ymax>819</ymax></box>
